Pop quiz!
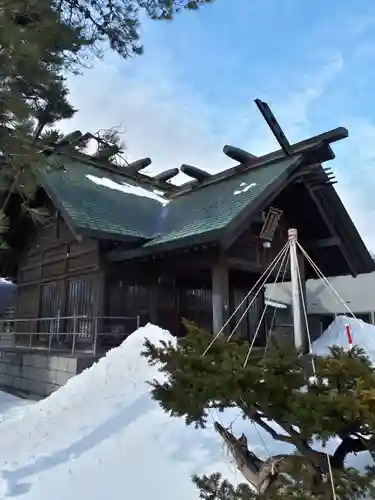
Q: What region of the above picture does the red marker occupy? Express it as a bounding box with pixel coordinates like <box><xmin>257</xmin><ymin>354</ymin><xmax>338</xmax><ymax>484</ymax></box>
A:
<box><xmin>346</xmin><ymin>324</ymin><xmax>353</xmax><ymax>348</ymax></box>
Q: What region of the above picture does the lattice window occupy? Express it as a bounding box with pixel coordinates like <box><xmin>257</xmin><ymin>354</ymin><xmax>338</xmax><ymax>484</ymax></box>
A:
<box><xmin>65</xmin><ymin>277</ymin><xmax>97</xmax><ymax>340</ymax></box>
<box><xmin>38</xmin><ymin>282</ymin><xmax>61</xmax><ymax>338</ymax></box>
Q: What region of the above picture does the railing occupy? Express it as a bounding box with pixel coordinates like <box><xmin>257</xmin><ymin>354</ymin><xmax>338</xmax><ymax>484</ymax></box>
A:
<box><xmin>0</xmin><ymin>315</ymin><xmax>141</xmax><ymax>357</ymax></box>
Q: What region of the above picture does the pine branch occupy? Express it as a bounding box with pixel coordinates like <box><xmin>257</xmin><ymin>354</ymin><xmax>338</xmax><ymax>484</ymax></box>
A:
<box><xmin>333</xmin><ymin>435</ymin><xmax>375</xmax><ymax>468</ymax></box>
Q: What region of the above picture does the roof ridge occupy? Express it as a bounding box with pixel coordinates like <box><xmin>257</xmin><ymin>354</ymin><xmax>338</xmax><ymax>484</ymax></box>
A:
<box><xmin>169</xmin><ymin>154</ymin><xmax>301</xmax><ymax>200</ymax></box>
<box><xmin>53</xmin><ymin>150</ymin><xmax>177</xmax><ymax>194</ymax></box>
<box><xmin>170</xmin><ymin>126</ymin><xmax>348</xmax><ymax>198</ymax></box>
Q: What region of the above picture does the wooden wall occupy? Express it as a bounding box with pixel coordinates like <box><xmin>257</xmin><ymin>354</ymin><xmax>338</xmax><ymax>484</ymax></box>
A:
<box><xmin>16</xmin><ymin>218</ymin><xmax>102</xmax><ymax>337</ymax></box>
<box><xmin>228</xmin><ymin>219</ymin><xmax>291</xmax><ymax>279</ymax></box>
<box><xmin>12</xmin><ymin>211</ymin><xmax>277</xmax><ymax>345</ymax></box>
<box><xmin>105</xmin><ymin>259</ymin><xmax>265</xmax><ymax>343</ymax></box>
<box><xmin>105</xmin><ymin>269</ymin><xmax>213</xmax><ymax>337</ymax></box>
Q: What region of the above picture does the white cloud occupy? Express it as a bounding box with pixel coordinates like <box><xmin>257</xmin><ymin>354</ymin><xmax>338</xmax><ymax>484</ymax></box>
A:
<box><xmin>61</xmin><ymin>44</ymin><xmax>374</xmax><ymax>252</ymax></box>
<box><xmin>63</xmin><ymin>50</ymin><xmax>343</xmax><ymax>177</ymax></box>
<box><xmin>334</xmin><ymin>118</ymin><xmax>375</xmax><ymax>251</ymax></box>
<box><xmin>62</xmin><ymin>51</ymin><xmax>227</xmax><ymax>184</ymax></box>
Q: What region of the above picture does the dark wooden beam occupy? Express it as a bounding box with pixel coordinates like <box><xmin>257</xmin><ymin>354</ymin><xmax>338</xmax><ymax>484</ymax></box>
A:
<box><xmin>108</xmin><ymin>251</ymin><xmax>218</xmax><ymax>279</ymax></box>
<box><xmin>255</xmin><ymin>99</ymin><xmax>292</xmax><ymax>155</ymax></box>
<box><xmin>212</xmin><ymin>255</ymin><xmax>230</xmax><ymax>334</ymax></box>
<box><xmin>227</xmin><ymin>257</ymin><xmax>261</xmax><ymax>273</ymax></box>
<box><xmin>58</xmin><ymin>150</ymin><xmax>177</xmax><ymax>194</ymax></box>
<box><xmin>306</xmin><ymin>187</ymin><xmax>357</xmax><ymax>276</ymax></box>
<box><xmin>149</xmin><ymin>279</ymin><xmax>159</xmax><ymax>325</ymax></box>
<box><xmin>305</xmin><ymin>237</ymin><xmax>341</xmax><ymax>250</ymax></box>
<box><xmin>176</xmin><ymin>127</ymin><xmax>348</xmax><ymax>198</ymax></box>
<box><xmin>299</xmin><ymin>143</ymin><xmax>335</xmax><ymax>166</ymax></box>
<box><xmin>223</xmin><ymin>146</ymin><xmax>258</xmax><ymax>164</ymax></box>
<box><xmin>126</xmin><ymin>157</ymin><xmax>151</xmax><ymax>172</ymax></box>
<box><xmin>310</xmin><ymin>181</ymin><xmax>338</xmax><ymax>191</ymax></box>
<box><xmin>292</xmin><ymin>127</ymin><xmax>348</xmax><ymax>150</ymax></box>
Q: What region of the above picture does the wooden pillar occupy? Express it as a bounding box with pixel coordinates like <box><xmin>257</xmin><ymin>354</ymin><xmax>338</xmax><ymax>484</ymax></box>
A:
<box><xmin>149</xmin><ymin>278</ymin><xmax>158</xmax><ymax>325</ymax></box>
<box><xmin>96</xmin><ymin>271</ymin><xmax>106</xmax><ymax>327</ymax></box>
<box><xmin>91</xmin><ymin>271</ymin><xmax>105</xmax><ymax>352</ymax></box>
<box><xmin>211</xmin><ymin>257</ymin><xmax>230</xmax><ymax>335</ymax></box>
<box><xmin>175</xmin><ymin>278</ymin><xmax>181</xmax><ymax>335</ymax></box>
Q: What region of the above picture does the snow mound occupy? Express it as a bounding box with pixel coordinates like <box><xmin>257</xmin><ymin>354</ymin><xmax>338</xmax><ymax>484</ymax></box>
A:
<box><xmin>1</xmin><ymin>321</ymin><xmax>373</xmax><ymax>500</ymax></box>
<box><xmin>0</xmin><ymin>324</ymin><xmax>235</xmax><ymax>500</ymax></box>
<box><xmin>312</xmin><ymin>315</ymin><xmax>375</xmax><ymax>363</ymax></box>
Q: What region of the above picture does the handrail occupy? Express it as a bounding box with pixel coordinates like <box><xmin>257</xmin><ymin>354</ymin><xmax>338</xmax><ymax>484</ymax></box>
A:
<box><xmin>0</xmin><ymin>315</ymin><xmax>141</xmax><ymax>357</ymax></box>
<box><xmin>0</xmin><ymin>315</ymin><xmax>138</xmax><ymax>323</ymax></box>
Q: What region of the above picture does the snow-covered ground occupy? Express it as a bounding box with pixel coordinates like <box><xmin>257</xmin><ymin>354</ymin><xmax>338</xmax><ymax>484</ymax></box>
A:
<box><xmin>0</xmin><ymin>391</ymin><xmax>31</xmax><ymax>424</ymax></box>
<box><xmin>0</xmin><ymin>318</ymin><xmax>373</xmax><ymax>499</ymax></box>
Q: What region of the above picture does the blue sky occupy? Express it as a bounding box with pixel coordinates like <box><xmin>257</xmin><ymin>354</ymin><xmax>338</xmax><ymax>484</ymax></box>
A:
<box><xmin>64</xmin><ymin>0</ymin><xmax>375</xmax><ymax>249</ymax></box>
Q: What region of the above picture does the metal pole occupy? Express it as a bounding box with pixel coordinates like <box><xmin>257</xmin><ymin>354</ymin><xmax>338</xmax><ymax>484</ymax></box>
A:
<box><xmin>72</xmin><ymin>316</ymin><xmax>77</xmax><ymax>356</ymax></box>
<box><xmin>288</xmin><ymin>228</ymin><xmax>303</xmax><ymax>350</ymax></box>
<box><xmin>28</xmin><ymin>321</ymin><xmax>34</xmax><ymax>353</ymax></box>
<box><xmin>12</xmin><ymin>320</ymin><xmax>16</xmax><ymax>349</ymax></box>
<box><xmin>48</xmin><ymin>329</ymin><xmax>53</xmax><ymax>353</ymax></box>
<box><xmin>136</xmin><ymin>315</ymin><xmax>140</xmax><ymax>329</ymax></box>
<box><xmin>93</xmin><ymin>317</ymin><xmax>98</xmax><ymax>357</ymax></box>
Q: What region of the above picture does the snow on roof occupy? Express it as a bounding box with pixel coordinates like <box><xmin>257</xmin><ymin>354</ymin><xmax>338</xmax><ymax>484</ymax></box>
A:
<box><xmin>86</xmin><ymin>174</ymin><xmax>170</xmax><ymax>206</ymax></box>
<box><xmin>233</xmin><ymin>182</ymin><xmax>257</xmax><ymax>196</ymax></box>
<box><xmin>0</xmin><ymin>322</ymin><xmax>372</xmax><ymax>499</ymax></box>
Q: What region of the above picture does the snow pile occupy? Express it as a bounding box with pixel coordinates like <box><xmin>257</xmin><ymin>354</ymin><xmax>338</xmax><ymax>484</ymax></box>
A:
<box><xmin>310</xmin><ymin>315</ymin><xmax>375</xmax><ymax>475</ymax></box>
<box><xmin>0</xmin><ymin>320</ymin><xmax>374</xmax><ymax>500</ymax></box>
<box><xmin>0</xmin><ymin>391</ymin><xmax>31</xmax><ymax>425</ymax></box>
<box><xmin>312</xmin><ymin>315</ymin><xmax>375</xmax><ymax>362</ymax></box>
<box><xmin>0</xmin><ymin>324</ymin><xmax>240</xmax><ymax>500</ymax></box>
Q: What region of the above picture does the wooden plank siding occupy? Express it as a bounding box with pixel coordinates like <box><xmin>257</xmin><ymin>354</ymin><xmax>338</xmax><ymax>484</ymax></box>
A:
<box><xmin>104</xmin><ymin>260</ymin><xmax>266</xmax><ymax>344</ymax></box>
<box><xmin>227</xmin><ymin>219</ymin><xmax>291</xmax><ymax>281</ymax></box>
<box><xmin>13</xmin><ymin>216</ymin><xmax>274</xmax><ymax>348</ymax></box>
<box><xmin>15</xmin><ymin>219</ymin><xmax>102</xmax><ymax>342</ymax></box>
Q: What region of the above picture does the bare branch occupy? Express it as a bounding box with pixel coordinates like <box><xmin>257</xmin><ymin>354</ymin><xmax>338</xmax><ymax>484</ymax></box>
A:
<box><xmin>238</xmin><ymin>402</ymin><xmax>330</xmax><ymax>472</ymax></box>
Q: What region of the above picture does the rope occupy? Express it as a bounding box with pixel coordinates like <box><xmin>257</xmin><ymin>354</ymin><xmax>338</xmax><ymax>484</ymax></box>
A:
<box><xmin>243</xmin><ymin>245</ymin><xmax>290</xmax><ymax>368</ymax></box>
<box><xmin>211</xmin><ymin>247</ymin><xmax>290</xmax><ymax>466</ymax></box>
<box><xmin>227</xmin><ymin>410</ymin><xmax>242</xmax><ymax>430</ymax></box>
<box><xmin>202</xmin><ymin>244</ymin><xmax>291</xmax><ymax>485</ymax></box>
<box><xmin>227</xmin><ymin>244</ymin><xmax>289</xmax><ymax>345</ymax></box>
<box><xmin>295</xmin><ymin>249</ymin><xmax>316</xmax><ymax>375</ymax></box>
<box><xmin>295</xmin><ymin>241</ymin><xmax>337</xmax><ymax>499</ymax></box>
<box><xmin>327</xmin><ymin>453</ymin><xmax>337</xmax><ymax>500</ymax></box>
<box><xmin>249</xmin><ymin>416</ymin><xmax>272</xmax><ymax>459</ymax></box>
<box><xmin>202</xmin><ymin>242</ymin><xmax>289</xmax><ymax>356</ymax></box>
<box><xmin>203</xmin><ymin>237</ymin><xmax>344</xmax><ymax>497</ymax></box>
<box><xmin>296</xmin><ymin>242</ymin><xmax>356</xmax><ymax>319</ymax></box>
<box><xmin>264</xmin><ymin>248</ymin><xmax>290</xmax><ymax>355</ymax></box>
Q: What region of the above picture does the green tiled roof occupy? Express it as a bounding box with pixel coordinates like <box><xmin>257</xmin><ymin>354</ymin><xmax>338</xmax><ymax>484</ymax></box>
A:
<box><xmin>144</xmin><ymin>155</ymin><xmax>301</xmax><ymax>248</ymax></box>
<box><xmin>41</xmin><ymin>158</ymin><xmax>167</xmax><ymax>241</ymax></box>
<box><xmin>41</xmin><ymin>154</ymin><xmax>301</xmax><ymax>252</ymax></box>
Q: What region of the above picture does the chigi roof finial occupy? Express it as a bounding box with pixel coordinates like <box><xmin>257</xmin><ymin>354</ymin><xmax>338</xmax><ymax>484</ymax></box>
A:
<box><xmin>254</xmin><ymin>98</ymin><xmax>292</xmax><ymax>156</ymax></box>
